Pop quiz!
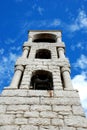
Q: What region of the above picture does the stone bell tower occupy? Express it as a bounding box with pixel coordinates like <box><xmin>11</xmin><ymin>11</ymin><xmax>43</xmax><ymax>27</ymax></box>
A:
<box><xmin>0</xmin><ymin>30</ymin><xmax>87</xmax><ymax>130</ymax></box>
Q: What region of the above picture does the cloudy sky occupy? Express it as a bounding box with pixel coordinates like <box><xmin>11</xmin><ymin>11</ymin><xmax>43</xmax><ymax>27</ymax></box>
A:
<box><xmin>0</xmin><ymin>0</ymin><xmax>87</xmax><ymax>116</ymax></box>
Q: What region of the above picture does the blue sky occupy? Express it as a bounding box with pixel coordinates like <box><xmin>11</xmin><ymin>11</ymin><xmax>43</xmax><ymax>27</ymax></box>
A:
<box><xmin>0</xmin><ymin>0</ymin><xmax>87</xmax><ymax>116</ymax></box>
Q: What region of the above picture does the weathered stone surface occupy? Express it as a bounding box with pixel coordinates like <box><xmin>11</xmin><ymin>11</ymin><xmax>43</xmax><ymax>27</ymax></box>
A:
<box><xmin>29</xmin><ymin>118</ymin><xmax>50</xmax><ymax>125</ymax></box>
<box><xmin>30</xmin><ymin>105</ymin><xmax>51</xmax><ymax>111</ymax></box>
<box><xmin>1</xmin><ymin>90</ymin><xmax>28</xmax><ymax>97</ymax></box>
<box><xmin>0</xmin><ymin>105</ymin><xmax>7</xmax><ymax>113</ymax></box>
<box><xmin>40</xmin><ymin>97</ymin><xmax>80</xmax><ymax>105</ymax></box>
<box><xmin>16</xmin><ymin>114</ymin><xmax>23</xmax><ymax>118</ymax></box>
<box><xmin>20</xmin><ymin>125</ymin><xmax>38</xmax><ymax>130</ymax></box>
<box><xmin>51</xmin><ymin>118</ymin><xmax>64</xmax><ymax>126</ymax></box>
<box><xmin>64</xmin><ymin>116</ymin><xmax>87</xmax><ymax>127</ymax></box>
<box><xmin>72</xmin><ymin>105</ymin><xmax>85</xmax><ymax>116</ymax></box>
<box><xmin>40</xmin><ymin>111</ymin><xmax>57</xmax><ymax>118</ymax></box>
<box><xmin>0</xmin><ymin>115</ymin><xmax>15</xmax><ymax>125</ymax></box>
<box><xmin>15</xmin><ymin>118</ymin><xmax>28</xmax><ymax>125</ymax></box>
<box><xmin>0</xmin><ymin>97</ymin><xmax>39</xmax><ymax>105</ymax></box>
<box><xmin>53</xmin><ymin>105</ymin><xmax>71</xmax><ymax>112</ymax></box>
<box><xmin>40</xmin><ymin>126</ymin><xmax>58</xmax><ymax>130</ymax></box>
<box><xmin>28</xmin><ymin>90</ymin><xmax>51</xmax><ymax>97</ymax></box>
<box><xmin>0</xmin><ymin>125</ymin><xmax>19</xmax><ymax>130</ymax></box>
<box><xmin>59</xmin><ymin>111</ymin><xmax>72</xmax><ymax>116</ymax></box>
<box><xmin>77</xmin><ymin>128</ymin><xmax>87</xmax><ymax>130</ymax></box>
<box><xmin>7</xmin><ymin>105</ymin><xmax>29</xmax><ymax>111</ymax></box>
<box><xmin>24</xmin><ymin>111</ymin><xmax>39</xmax><ymax>117</ymax></box>
<box><xmin>54</xmin><ymin>90</ymin><xmax>79</xmax><ymax>98</ymax></box>
<box><xmin>59</xmin><ymin>126</ymin><xmax>76</xmax><ymax>130</ymax></box>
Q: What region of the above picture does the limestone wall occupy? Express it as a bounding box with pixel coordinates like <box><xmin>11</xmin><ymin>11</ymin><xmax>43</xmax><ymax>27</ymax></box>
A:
<box><xmin>0</xmin><ymin>88</ymin><xmax>87</xmax><ymax>130</ymax></box>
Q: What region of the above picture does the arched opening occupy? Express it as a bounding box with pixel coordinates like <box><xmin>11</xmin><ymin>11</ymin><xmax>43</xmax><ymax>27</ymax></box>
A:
<box><xmin>35</xmin><ymin>49</ymin><xmax>51</xmax><ymax>59</ymax></box>
<box><xmin>32</xmin><ymin>33</ymin><xmax>57</xmax><ymax>43</ymax></box>
<box><xmin>30</xmin><ymin>70</ymin><xmax>53</xmax><ymax>90</ymax></box>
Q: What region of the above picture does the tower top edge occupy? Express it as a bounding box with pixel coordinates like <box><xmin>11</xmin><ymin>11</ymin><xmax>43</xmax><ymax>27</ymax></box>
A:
<box><xmin>28</xmin><ymin>30</ymin><xmax>62</xmax><ymax>38</ymax></box>
<box><xmin>28</xmin><ymin>30</ymin><xmax>62</xmax><ymax>33</ymax></box>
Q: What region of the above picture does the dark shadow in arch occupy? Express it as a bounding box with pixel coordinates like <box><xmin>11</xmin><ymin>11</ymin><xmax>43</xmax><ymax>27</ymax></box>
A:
<box><xmin>35</xmin><ymin>49</ymin><xmax>51</xmax><ymax>59</ymax></box>
<box><xmin>32</xmin><ymin>33</ymin><xmax>57</xmax><ymax>43</ymax></box>
<box><xmin>30</xmin><ymin>70</ymin><xmax>53</xmax><ymax>90</ymax></box>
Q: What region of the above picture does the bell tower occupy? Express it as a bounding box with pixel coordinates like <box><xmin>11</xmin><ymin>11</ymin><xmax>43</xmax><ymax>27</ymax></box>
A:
<box><xmin>0</xmin><ymin>30</ymin><xmax>87</xmax><ymax>130</ymax></box>
<box><xmin>10</xmin><ymin>30</ymin><xmax>73</xmax><ymax>91</ymax></box>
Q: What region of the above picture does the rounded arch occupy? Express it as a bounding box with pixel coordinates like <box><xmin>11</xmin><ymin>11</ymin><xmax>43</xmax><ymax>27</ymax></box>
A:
<box><xmin>35</xmin><ymin>49</ymin><xmax>51</xmax><ymax>59</ymax></box>
<box><xmin>32</xmin><ymin>33</ymin><xmax>57</xmax><ymax>43</ymax></box>
<box><xmin>30</xmin><ymin>70</ymin><xmax>53</xmax><ymax>90</ymax></box>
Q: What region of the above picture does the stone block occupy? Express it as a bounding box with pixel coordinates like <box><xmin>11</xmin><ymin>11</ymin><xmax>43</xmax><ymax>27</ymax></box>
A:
<box><xmin>40</xmin><ymin>126</ymin><xmax>58</xmax><ymax>130</ymax></box>
<box><xmin>0</xmin><ymin>125</ymin><xmax>19</xmax><ymax>130</ymax></box>
<box><xmin>59</xmin><ymin>126</ymin><xmax>76</xmax><ymax>130</ymax></box>
<box><xmin>59</xmin><ymin>111</ymin><xmax>72</xmax><ymax>116</ymax></box>
<box><xmin>0</xmin><ymin>105</ymin><xmax>7</xmax><ymax>113</ymax></box>
<box><xmin>24</xmin><ymin>111</ymin><xmax>39</xmax><ymax>118</ymax></box>
<box><xmin>51</xmin><ymin>118</ymin><xmax>64</xmax><ymax>126</ymax></box>
<box><xmin>40</xmin><ymin>111</ymin><xmax>57</xmax><ymax>118</ymax></box>
<box><xmin>72</xmin><ymin>105</ymin><xmax>85</xmax><ymax>116</ymax></box>
<box><xmin>54</xmin><ymin>90</ymin><xmax>79</xmax><ymax>98</ymax></box>
<box><xmin>29</xmin><ymin>118</ymin><xmax>50</xmax><ymax>125</ymax></box>
<box><xmin>28</xmin><ymin>90</ymin><xmax>50</xmax><ymax>97</ymax></box>
<box><xmin>6</xmin><ymin>110</ymin><xmax>24</xmax><ymax>114</ymax></box>
<box><xmin>16</xmin><ymin>114</ymin><xmax>23</xmax><ymax>118</ymax></box>
<box><xmin>40</xmin><ymin>97</ymin><xmax>80</xmax><ymax>105</ymax></box>
<box><xmin>15</xmin><ymin>118</ymin><xmax>27</xmax><ymax>125</ymax></box>
<box><xmin>1</xmin><ymin>90</ymin><xmax>28</xmax><ymax>97</ymax></box>
<box><xmin>7</xmin><ymin>105</ymin><xmax>29</xmax><ymax>111</ymax></box>
<box><xmin>20</xmin><ymin>125</ymin><xmax>38</xmax><ymax>130</ymax></box>
<box><xmin>30</xmin><ymin>105</ymin><xmax>51</xmax><ymax>111</ymax></box>
<box><xmin>0</xmin><ymin>114</ymin><xmax>15</xmax><ymax>125</ymax></box>
<box><xmin>64</xmin><ymin>116</ymin><xmax>87</xmax><ymax>127</ymax></box>
<box><xmin>53</xmin><ymin>105</ymin><xmax>71</xmax><ymax>112</ymax></box>
<box><xmin>0</xmin><ymin>97</ymin><xmax>39</xmax><ymax>105</ymax></box>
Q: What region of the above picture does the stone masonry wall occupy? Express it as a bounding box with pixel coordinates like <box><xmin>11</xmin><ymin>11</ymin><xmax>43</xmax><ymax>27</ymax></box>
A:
<box><xmin>0</xmin><ymin>88</ymin><xmax>87</xmax><ymax>130</ymax></box>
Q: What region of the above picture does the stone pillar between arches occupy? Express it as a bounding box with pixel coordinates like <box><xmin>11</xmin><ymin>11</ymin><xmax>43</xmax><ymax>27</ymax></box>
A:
<box><xmin>61</xmin><ymin>66</ymin><xmax>73</xmax><ymax>90</ymax></box>
<box><xmin>10</xmin><ymin>65</ymin><xmax>24</xmax><ymax>89</ymax></box>
<box><xmin>22</xmin><ymin>46</ymin><xmax>30</xmax><ymax>58</ymax></box>
<box><xmin>58</xmin><ymin>47</ymin><xmax>65</xmax><ymax>58</ymax></box>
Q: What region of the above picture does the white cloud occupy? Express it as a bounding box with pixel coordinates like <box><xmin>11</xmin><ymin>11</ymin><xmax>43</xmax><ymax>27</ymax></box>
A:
<box><xmin>0</xmin><ymin>52</ymin><xmax>19</xmax><ymax>89</ymax></box>
<box><xmin>72</xmin><ymin>54</ymin><xmax>87</xmax><ymax>116</ymax></box>
<box><xmin>72</xmin><ymin>72</ymin><xmax>87</xmax><ymax>117</ymax></box>
<box><xmin>0</xmin><ymin>48</ymin><xmax>4</xmax><ymax>55</ymax></box>
<box><xmin>48</xmin><ymin>19</ymin><xmax>61</xmax><ymax>27</ymax></box>
<box><xmin>32</xmin><ymin>4</ymin><xmax>44</xmax><ymax>16</ymax></box>
<box><xmin>69</xmin><ymin>10</ymin><xmax>87</xmax><ymax>32</ymax></box>
<box><xmin>2</xmin><ymin>56</ymin><xmax>8</xmax><ymax>62</ymax></box>
<box><xmin>10</xmin><ymin>46</ymin><xmax>21</xmax><ymax>51</ymax></box>
<box><xmin>21</xmin><ymin>19</ymin><xmax>61</xmax><ymax>31</ymax></box>
<box><xmin>72</xmin><ymin>72</ymin><xmax>87</xmax><ymax>101</ymax></box>
<box><xmin>69</xmin><ymin>24</ymin><xmax>79</xmax><ymax>32</ymax></box>
<box><xmin>37</xmin><ymin>7</ymin><xmax>44</xmax><ymax>15</ymax></box>
<box><xmin>9</xmin><ymin>52</ymin><xmax>18</xmax><ymax>62</ymax></box>
<box><xmin>71</xmin><ymin>42</ymin><xmax>86</xmax><ymax>51</ymax></box>
<box><xmin>38</xmin><ymin>19</ymin><xmax>61</xmax><ymax>27</ymax></box>
<box><xmin>4</xmin><ymin>38</ymin><xmax>16</xmax><ymax>45</ymax></box>
<box><xmin>73</xmin><ymin>54</ymin><xmax>87</xmax><ymax>69</ymax></box>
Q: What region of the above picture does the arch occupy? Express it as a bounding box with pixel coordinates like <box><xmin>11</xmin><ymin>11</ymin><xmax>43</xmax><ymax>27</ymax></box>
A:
<box><xmin>35</xmin><ymin>49</ymin><xmax>51</xmax><ymax>59</ymax></box>
<box><xmin>30</xmin><ymin>70</ymin><xmax>53</xmax><ymax>90</ymax></box>
<box><xmin>32</xmin><ymin>33</ymin><xmax>57</xmax><ymax>43</ymax></box>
